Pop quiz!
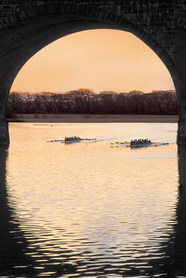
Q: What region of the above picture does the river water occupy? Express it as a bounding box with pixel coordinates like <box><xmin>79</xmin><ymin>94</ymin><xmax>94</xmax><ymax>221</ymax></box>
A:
<box><xmin>1</xmin><ymin>122</ymin><xmax>186</xmax><ymax>277</ymax></box>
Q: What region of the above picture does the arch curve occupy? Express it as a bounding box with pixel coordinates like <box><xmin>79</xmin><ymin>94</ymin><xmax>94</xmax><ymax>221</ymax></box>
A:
<box><xmin>0</xmin><ymin>3</ymin><xmax>183</xmax><ymax>144</ymax></box>
<box><xmin>1</xmin><ymin>6</ymin><xmax>178</xmax><ymax>96</ymax></box>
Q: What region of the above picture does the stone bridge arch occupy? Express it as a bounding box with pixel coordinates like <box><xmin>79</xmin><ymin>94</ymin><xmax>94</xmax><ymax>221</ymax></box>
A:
<box><xmin>0</xmin><ymin>1</ymin><xmax>185</xmax><ymax>144</ymax></box>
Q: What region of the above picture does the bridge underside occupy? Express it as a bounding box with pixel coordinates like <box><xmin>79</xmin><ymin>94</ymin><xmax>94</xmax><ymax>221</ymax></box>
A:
<box><xmin>0</xmin><ymin>7</ymin><xmax>186</xmax><ymax>144</ymax></box>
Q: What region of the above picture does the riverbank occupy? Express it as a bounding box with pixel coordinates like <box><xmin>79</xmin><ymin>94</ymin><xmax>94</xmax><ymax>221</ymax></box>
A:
<box><xmin>8</xmin><ymin>114</ymin><xmax>179</xmax><ymax>123</ymax></box>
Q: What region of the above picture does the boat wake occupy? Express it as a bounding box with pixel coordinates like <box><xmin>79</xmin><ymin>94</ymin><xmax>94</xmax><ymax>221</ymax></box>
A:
<box><xmin>111</xmin><ymin>138</ymin><xmax>170</xmax><ymax>149</ymax></box>
<box><xmin>47</xmin><ymin>137</ymin><xmax>97</xmax><ymax>144</ymax></box>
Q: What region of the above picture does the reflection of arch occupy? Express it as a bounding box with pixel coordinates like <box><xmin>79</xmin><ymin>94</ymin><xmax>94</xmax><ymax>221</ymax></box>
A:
<box><xmin>0</xmin><ymin>147</ymin><xmax>77</xmax><ymax>276</ymax></box>
<box><xmin>176</xmin><ymin>145</ymin><xmax>186</xmax><ymax>275</ymax></box>
<box><xmin>1</xmin><ymin>138</ymin><xmax>185</xmax><ymax>276</ymax></box>
<box><xmin>0</xmin><ymin>146</ymin><xmax>33</xmax><ymax>274</ymax></box>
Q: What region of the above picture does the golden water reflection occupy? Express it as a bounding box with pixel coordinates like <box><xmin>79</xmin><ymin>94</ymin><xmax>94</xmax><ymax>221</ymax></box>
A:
<box><xmin>0</xmin><ymin>122</ymin><xmax>185</xmax><ymax>276</ymax></box>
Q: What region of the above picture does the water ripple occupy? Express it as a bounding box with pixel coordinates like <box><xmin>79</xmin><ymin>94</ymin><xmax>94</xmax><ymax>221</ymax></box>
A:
<box><xmin>0</xmin><ymin>123</ymin><xmax>179</xmax><ymax>276</ymax></box>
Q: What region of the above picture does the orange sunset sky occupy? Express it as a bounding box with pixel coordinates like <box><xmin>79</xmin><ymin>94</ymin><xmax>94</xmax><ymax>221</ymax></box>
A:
<box><xmin>11</xmin><ymin>29</ymin><xmax>175</xmax><ymax>93</ymax></box>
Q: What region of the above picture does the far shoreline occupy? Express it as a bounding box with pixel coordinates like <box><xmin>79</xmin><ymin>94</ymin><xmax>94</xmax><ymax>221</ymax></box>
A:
<box><xmin>8</xmin><ymin>114</ymin><xmax>179</xmax><ymax>123</ymax></box>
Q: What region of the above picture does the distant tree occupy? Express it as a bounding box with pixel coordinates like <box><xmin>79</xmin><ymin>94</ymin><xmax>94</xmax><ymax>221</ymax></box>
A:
<box><xmin>8</xmin><ymin>92</ymin><xmax>23</xmax><ymax>113</ymax></box>
<box><xmin>7</xmin><ymin>89</ymin><xmax>178</xmax><ymax>116</ymax></box>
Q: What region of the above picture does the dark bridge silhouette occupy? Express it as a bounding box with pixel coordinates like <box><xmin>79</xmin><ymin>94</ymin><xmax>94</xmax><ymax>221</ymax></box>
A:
<box><xmin>0</xmin><ymin>0</ymin><xmax>186</xmax><ymax>144</ymax></box>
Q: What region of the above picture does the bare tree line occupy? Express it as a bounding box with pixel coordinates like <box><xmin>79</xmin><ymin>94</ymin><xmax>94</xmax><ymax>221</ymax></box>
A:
<box><xmin>7</xmin><ymin>89</ymin><xmax>178</xmax><ymax>117</ymax></box>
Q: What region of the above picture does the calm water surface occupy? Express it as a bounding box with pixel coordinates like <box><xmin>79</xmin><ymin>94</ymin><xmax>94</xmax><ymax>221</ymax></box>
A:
<box><xmin>0</xmin><ymin>122</ymin><xmax>184</xmax><ymax>277</ymax></box>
